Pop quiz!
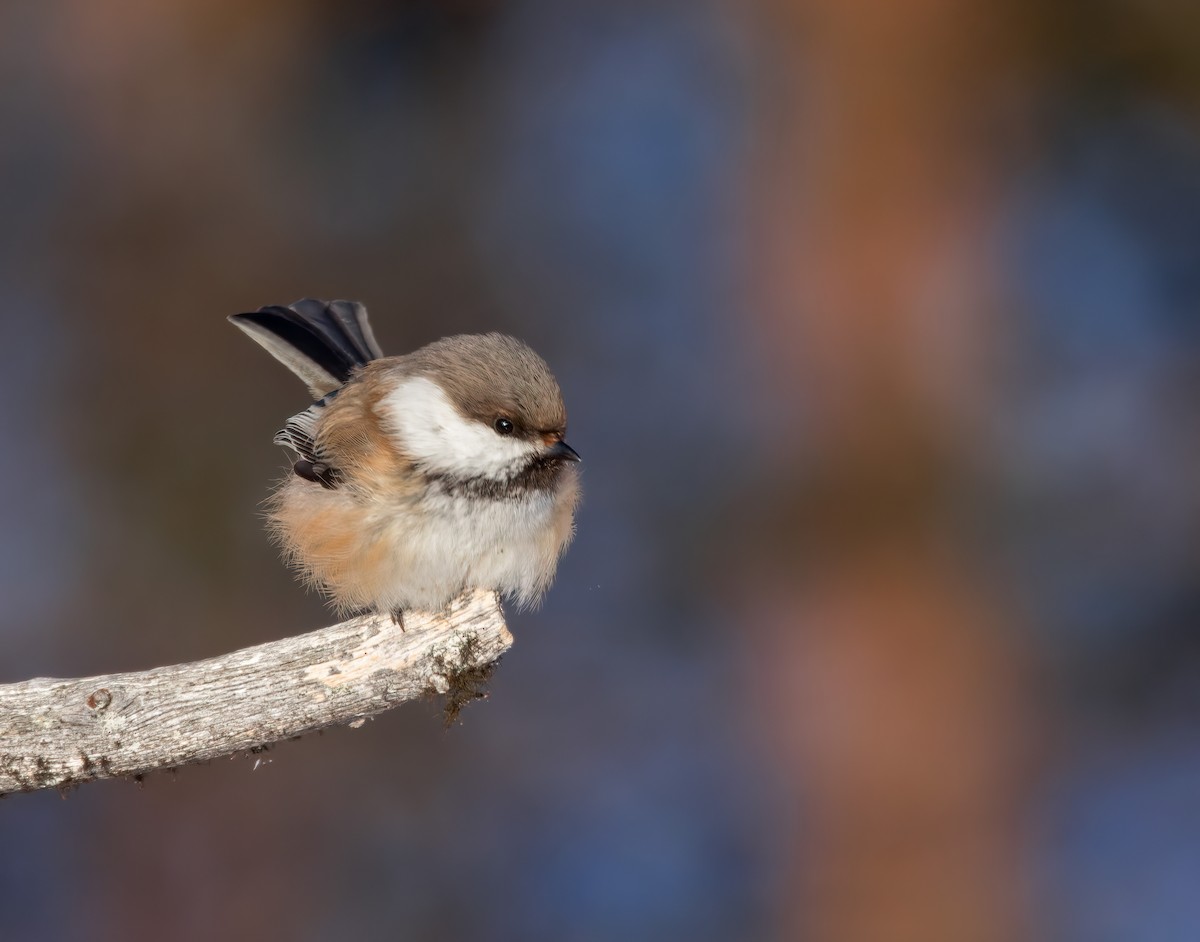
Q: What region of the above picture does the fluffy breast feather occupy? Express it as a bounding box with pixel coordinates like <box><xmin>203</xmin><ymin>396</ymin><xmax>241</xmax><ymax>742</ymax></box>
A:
<box><xmin>268</xmin><ymin>466</ymin><xmax>579</xmax><ymax>613</ymax></box>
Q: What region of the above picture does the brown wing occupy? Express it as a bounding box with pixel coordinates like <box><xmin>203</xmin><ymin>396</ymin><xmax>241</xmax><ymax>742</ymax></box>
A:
<box><xmin>276</xmin><ymin>362</ymin><xmax>418</xmax><ymax>497</ymax></box>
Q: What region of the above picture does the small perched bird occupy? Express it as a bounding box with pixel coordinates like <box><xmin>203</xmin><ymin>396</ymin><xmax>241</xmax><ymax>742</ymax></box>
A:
<box><xmin>229</xmin><ymin>299</ymin><xmax>580</xmax><ymax>616</ymax></box>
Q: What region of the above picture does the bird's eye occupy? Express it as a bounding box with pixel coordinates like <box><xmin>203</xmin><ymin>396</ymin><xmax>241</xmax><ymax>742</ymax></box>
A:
<box><xmin>494</xmin><ymin>417</ymin><xmax>515</xmax><ymax>436</ymax></box>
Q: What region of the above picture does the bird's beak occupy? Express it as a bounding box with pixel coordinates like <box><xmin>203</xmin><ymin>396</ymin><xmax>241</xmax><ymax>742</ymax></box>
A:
<box><xmin>547</xmin><ymin>440</ymin><xmax>581</xmax><ymax>462</ymax></box>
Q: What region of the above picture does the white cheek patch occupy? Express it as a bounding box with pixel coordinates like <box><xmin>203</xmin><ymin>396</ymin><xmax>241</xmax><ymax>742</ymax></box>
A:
<box><xmin>380</xmin><ymin>376</ymin><xmax>536</xmax><ymax>479</ymax></box>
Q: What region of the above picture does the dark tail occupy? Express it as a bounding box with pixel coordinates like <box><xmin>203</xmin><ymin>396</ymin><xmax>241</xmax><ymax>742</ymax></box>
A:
<box><xmin>229</xmin><ymin>299</ymin><xmax>385</xmax><ymax>398</ymax></box>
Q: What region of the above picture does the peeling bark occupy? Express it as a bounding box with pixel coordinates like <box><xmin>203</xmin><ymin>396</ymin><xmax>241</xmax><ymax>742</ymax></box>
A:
<box><xmin>0</xmin><ymin>589</ymin><xmax>510</xmax><ymax>796</ymax></box>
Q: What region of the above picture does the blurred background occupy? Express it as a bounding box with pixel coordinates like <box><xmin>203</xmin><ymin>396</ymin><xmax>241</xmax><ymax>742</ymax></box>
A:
<box><xmin>1</xmin><ymin>1</ymin><xmax>1199</xmax><ymax>939</ymax></box>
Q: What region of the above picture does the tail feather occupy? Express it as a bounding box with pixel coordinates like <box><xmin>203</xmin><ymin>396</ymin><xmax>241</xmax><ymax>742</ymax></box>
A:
<box><xmin>229</xmin><ymin>299</ymin><xmax>384</xmax><ymax>398</ymax></box>
<box><xmin>320</xmin><ymin>299</ymin><xmax>384</xmax><ymax>363</ymax></box>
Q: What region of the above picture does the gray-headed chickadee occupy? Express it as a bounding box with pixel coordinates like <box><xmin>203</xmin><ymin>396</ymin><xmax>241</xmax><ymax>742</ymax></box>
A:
<box><xmin>230</xmin><ymin>299</ymin><xmax>580</xmax><ymax>616</ymax></box>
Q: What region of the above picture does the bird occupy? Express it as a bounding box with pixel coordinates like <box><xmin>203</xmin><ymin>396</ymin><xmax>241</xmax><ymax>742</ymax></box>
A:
<box><xmin>229</xmin><ymin>299</ymin><xmax>580</xmax><ymax>617</ymax></box>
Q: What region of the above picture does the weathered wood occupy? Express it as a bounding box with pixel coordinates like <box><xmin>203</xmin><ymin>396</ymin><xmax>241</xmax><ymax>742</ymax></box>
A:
<box><xmin>0</xmin><ymin>589</ymin><xmax>510</xmax><ymax>795</ymax></box>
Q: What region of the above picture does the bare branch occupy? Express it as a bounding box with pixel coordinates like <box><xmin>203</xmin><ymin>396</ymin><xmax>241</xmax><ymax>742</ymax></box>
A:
<box><xmin>0</xmin><ymin>589</ymin><xmax>510</xmax><ymax>796</ymax></box>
